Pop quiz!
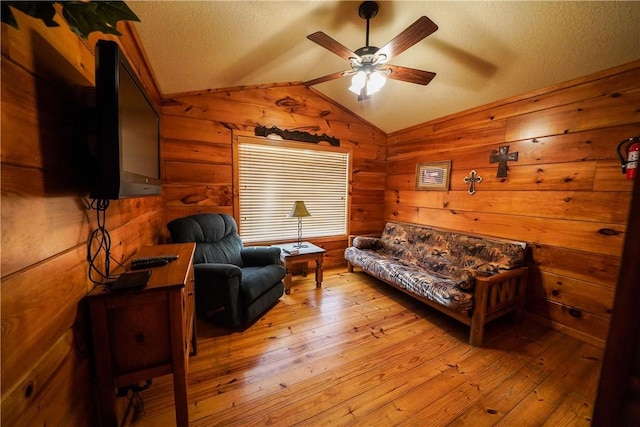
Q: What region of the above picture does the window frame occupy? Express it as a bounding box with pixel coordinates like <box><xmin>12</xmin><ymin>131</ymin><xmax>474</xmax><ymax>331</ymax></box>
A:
<box><xmin>233</xmin><ymin>135</ymin><xmax>351</xmax><ymax>244</ymax></box>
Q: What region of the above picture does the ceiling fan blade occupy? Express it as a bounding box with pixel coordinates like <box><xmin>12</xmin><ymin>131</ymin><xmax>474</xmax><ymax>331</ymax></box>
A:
<box><xmin>384</xmin><ymin>65</ymin><xmax>436</xmax><ymax>85</ymax></box>
<box><xmin>303</xmin><ymin>70</ymin><xmax>349</xmax><ymax>87</ymax></box>
<box><xmin>375</xmin><ymin>16</ymin><xmax>438</xmax><ymax>61</ymax></box>
<box><xmin>307</xmin><ymin>31</ymin><xmax>359</xmax><ymax>61</ymax></box>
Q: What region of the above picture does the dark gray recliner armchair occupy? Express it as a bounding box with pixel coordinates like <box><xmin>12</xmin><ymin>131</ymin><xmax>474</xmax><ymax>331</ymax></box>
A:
<box><xmin>167</xmin><ymin>213</ymin><xmax>285</xmax><ymax>328</ymax></box>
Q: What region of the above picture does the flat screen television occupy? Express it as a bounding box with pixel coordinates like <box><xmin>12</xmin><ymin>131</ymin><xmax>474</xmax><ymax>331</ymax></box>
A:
<box><xmin>91</xmin><ymin>39</ymin><xmax>161</xmax><ymax>199</ymax></box>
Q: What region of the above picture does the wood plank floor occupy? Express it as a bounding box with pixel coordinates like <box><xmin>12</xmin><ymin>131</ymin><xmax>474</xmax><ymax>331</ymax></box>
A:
<box><xmin>129</xmin><ymin>268</ymin><xmax>603</xmax><ymax>426</ymax></box>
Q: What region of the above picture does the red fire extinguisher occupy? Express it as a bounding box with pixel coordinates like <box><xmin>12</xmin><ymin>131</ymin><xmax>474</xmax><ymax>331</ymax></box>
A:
<box><xmin>617</xmin><ymin>136</ymin><xmax>640</xmax><ymax>179</ymax></box>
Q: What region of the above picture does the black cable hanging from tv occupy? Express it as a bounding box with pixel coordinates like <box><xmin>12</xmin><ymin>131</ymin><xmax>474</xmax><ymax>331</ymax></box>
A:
<box><xmin>86</xmin><ymin>198</ymin><xmax>121</xmax><ymax>285</ymax></box>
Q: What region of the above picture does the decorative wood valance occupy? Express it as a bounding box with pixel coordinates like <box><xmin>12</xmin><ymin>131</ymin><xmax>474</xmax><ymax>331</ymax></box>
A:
<box><xmin>255</xmin><ymin>125</ymin><xmax>340</xmax><ymax>147</ymax></box>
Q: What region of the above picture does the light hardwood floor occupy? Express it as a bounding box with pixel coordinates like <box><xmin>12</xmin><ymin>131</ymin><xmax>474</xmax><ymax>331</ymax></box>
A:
<box><xmin>130</xmin><ymin>268</ymin><xmax>603</xmax><ymax>426</ymax></box>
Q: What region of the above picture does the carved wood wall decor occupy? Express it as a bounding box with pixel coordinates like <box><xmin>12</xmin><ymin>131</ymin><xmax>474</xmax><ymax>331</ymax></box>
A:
<box><xmin>490</xmin><ymin>145</ymin><xmax>519</xmax><ymax>177</ymax></box>
<box><xmin>464</xmin><ymin>170</ymin><xmax>483</xmax><ymax>194</ymax></box>
<box><xmin>255</xmin><ymin>125</ymin><xmax>340</xmax><ymax>146</ymax></box>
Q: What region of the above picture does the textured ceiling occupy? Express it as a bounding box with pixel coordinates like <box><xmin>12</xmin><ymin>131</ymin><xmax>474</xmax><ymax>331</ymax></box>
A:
<box><xmin>128</xmin><ymin>1</ymin><xmax>640</xmax><ymax>134</ymax></box>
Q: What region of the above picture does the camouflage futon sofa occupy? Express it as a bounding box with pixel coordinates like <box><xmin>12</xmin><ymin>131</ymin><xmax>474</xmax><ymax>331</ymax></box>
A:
<box><xmin>344</xmin><ymin>221</ymin><xmax>528</xmax><ymax>346</ymax></box>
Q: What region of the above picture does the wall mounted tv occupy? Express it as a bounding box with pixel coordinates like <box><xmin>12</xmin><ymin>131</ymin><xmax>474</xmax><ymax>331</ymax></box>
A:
<box><xmin>91</xmin><ymin>39</ymin><xmax>161</xmax><ymax>199</ymax></box>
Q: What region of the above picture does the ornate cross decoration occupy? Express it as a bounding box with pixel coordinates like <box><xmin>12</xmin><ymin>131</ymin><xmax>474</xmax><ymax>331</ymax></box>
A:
<box><xmin>490</xmin><ymin>145</ymin><xmax>518</xmax><ymax>178</ymax></box>
<box><xmin>464</xmin><ymin>170</ymin><xmax>482</xmax><ymax>195</ymax></box>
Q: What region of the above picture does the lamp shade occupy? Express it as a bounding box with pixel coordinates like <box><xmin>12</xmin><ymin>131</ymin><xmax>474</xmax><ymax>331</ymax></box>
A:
<box><xmin>287</xmin><ymin>201</ymin><xmax>310</xmax><ymax>218</ymax></box>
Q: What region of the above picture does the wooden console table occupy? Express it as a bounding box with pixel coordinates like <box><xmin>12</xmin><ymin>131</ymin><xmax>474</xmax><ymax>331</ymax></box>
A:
<box><xmin>272</xmin><ymin>242</ymin><xmax>325</xmax><ymax>294</ymax></box>
<box><xmin>87</xmin><ymin>243</ymin><xmax>196</xmax><ymax>427</ymax></box>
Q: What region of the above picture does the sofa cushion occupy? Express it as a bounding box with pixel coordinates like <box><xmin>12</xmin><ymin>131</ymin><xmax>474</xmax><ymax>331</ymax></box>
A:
<box><xmin>344</xmin><ymin>247</ymin><xmax>473</xmax><ymax>313</ymax></box>
<box><xmin>379</xmin><ymin>222</ymin><xmax>417</xmax><ymax>263</ymax></box>
<box><xmin>417</xmin><ymin>263</ymin><xmax>475</xmax><ymax>290</ymax></box>
<box><xmin>380</xmin><ymin>221</ymin><xmax>526</xmax><ymax>275</ymax></box>
<box><xmin>445</xmin><ymin>233</ymin><xmax>526</xmax><ymax>272</ymax></box>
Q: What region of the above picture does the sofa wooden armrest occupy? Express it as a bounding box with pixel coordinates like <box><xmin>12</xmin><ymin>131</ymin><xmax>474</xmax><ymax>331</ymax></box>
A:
<box><xmin>469</xmin><ymin>267</ymin><xmax>528</xmax><ymax>346</ymax></box>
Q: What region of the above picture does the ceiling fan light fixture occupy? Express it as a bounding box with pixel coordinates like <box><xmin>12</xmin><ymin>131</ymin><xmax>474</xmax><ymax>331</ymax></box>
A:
<box><xmin>305</xmin><ymin>1</ymin><xmax>438</xmax><ymax>100</ymax></box>
<box><xmin>367</xmin><ymin>71</ymin><xmax>386</xmax><ymax>95</ymax></box>
<box><xmin>349</xmin><ymin>71</ymin><xmax>367</xmax><ymax>94</ymax></box>
<box><xmin>349</xmin><ymin>70</ymin><xmax>387</xmax><ymax>97</ymax></box>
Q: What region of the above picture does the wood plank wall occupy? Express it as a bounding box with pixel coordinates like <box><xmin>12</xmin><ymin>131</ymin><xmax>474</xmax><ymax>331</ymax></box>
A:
<box><xmin>160</xmin><ymin>86</ymin><xmax>388</xmax><ymax>267</ymax></box>
<box><xmin>1</xmin><ymin>12</ymin><xmax>162</xmax><ymax>426</ymax></box>
<box><xmin>386</xmin><ymin>60</ymin><xmax>640</xmax><ymax>348</ymax></box>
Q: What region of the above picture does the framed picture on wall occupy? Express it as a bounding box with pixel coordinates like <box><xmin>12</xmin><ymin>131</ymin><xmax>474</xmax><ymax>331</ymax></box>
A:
<box><xmin>415</xmin><ymin>160</ymin><xmax>451</xmax><ymax>191</ymax></box>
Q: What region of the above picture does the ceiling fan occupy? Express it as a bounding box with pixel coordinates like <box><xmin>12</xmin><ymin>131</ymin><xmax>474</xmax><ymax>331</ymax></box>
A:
<box><xmin>304</xmin><ymin>1</ymin><xmax>438</xmax><ymax>101</ymax></box>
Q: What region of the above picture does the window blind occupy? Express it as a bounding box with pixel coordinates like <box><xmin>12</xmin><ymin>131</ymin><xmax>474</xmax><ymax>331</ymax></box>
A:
<box><xmin>238</xmin><ymin>141</ymin><xmax>349</xmax><ymax>243</ymax></box>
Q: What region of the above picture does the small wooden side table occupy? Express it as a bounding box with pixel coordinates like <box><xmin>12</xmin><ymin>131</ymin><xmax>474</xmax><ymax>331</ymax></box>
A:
<box><xmin>272</xmin><ymin>242</ymin><xmax>325</xmax><ymax>294</ymax></box>
<box><xmin>87</xmin><ymin>243</ymin><xmax>196</xmax><ymax>427</ymax></box>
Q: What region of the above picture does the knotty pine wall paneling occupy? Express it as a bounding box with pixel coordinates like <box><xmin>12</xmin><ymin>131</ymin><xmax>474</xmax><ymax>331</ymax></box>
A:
<box><xmin>1</xmin><ymin>13</ymin><xmax>163</xmax><ymax>426</ymax></box>
<box><xmin>161</xmin><ymin>85</ymin><xmax>387</xmax><ymax>267</ymax></box>
<box><xmin>386</xmin><ymin>60</ymin><xmax>640</xmax><ymax>347</ymax></box>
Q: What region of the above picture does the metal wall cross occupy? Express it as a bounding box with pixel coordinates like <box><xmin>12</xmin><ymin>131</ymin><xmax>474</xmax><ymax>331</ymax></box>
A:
<box><xmin>490</xmin><ymin>145</ymin><xmax>519</xmax><ymax>178</ymax></box>
<box><xmin>464</xmin><ymin>170</ymin><xmax>482</xmax><ymax>194</ymax></box>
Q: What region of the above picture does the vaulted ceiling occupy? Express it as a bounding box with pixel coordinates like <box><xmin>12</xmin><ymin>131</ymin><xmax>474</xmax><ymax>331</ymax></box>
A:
<box><xmin>128</xmin><ymin>1</ymin><xmax>640</xmax><ymax>134</ymax></box>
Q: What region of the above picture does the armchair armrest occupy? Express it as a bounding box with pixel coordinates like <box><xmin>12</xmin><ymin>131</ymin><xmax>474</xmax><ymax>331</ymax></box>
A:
<box><xmin>195</xmin><ymin>263</ymin><xmax>242</xmax><ymax>280</ymax></box>
<box><xmin>241</xmin><ymin>246</ymin><xmax>281</xmax><ymax>267</ymax></box>
<box><xmin>193</xmin><ymin>263</ymin><xmax>242</xmax><ymax>326</ymax></box>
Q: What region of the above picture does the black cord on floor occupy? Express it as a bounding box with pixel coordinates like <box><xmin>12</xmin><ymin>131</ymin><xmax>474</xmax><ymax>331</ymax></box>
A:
<box><xmin>128</xmin><ymin>380</ymin><xmax>152</xmax><ymax>422</ymax></box>
<box><xmin>131</xmin><ymin>389</ymin><xmax>145</xmax><ymax>415</ymax></box>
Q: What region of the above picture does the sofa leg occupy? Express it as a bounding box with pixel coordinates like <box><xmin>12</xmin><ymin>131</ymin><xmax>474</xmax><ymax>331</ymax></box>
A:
<box><xmin>469</xmin><ymin>304</ymin><xmax>487</xmax><ymax>346</ymax></box>
<box><xmin>347</xmin><ymin>262</ymin><xmax>354</xmax><ymax>273</ymax></box>
<box><xmin>469</xmin><ymin>323</ymin><xmax>484</xmax><ymax>346</ymax></box>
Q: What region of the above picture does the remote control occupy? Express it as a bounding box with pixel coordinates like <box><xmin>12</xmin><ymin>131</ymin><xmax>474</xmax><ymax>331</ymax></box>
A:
<box><xmin>130</xmin><ymin>255</ymin><xmax>178</xmax><ymax>270</ymax></box>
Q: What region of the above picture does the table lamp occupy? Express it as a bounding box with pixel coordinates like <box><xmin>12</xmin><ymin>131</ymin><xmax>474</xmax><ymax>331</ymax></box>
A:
<box><xmin>288</xmin><ymin>201</ymin><xmax>310</xmax><ymax>248</ymax></box>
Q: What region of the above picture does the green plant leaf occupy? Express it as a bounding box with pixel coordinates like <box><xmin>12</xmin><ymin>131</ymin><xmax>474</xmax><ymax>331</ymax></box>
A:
<box><xmin>62</xmin><ymin>1</ymin><xmax>140</xmax><ymax>39</ymax></box>
<box><xmin>1</xmin><ymin>1</ymin><xmax>59</xmax><ymax>28</ymax></box>
<box><xmin>0</xmin><ymin>3</ymin><xmax>19</xmax><ymax>29</ymax></box>
<box><xmin>1</xmin><ymin>1</ymin><xmax>139</xmax><ymax>39</ymax></box>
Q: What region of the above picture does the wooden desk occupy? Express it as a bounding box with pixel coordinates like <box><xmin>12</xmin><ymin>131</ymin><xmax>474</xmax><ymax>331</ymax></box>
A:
<box><xmin>87</xmin><ymin>243</ymin><xmax>196</xmax><ymax>427</ymax></box>
<box><xmin>272</xmin><ymin>242</ymin><xmax>325</xmax><ymax>294</ymax></box>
